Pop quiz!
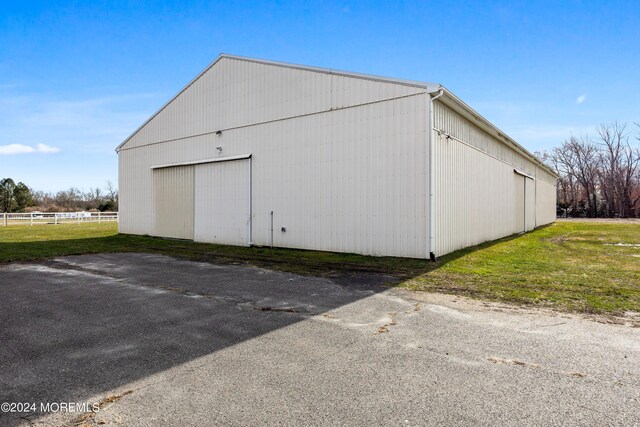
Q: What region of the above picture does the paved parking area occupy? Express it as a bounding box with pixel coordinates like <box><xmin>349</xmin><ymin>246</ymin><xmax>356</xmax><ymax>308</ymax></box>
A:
<box><xmin>1</xmin><ymin>253</ymin><xmax>639</xmax><ymax>426</ymax></box>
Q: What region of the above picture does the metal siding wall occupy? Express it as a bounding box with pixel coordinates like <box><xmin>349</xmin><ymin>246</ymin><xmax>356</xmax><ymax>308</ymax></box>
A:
<box><xmin>433</xmin><ymin>101</ymin><xmax>556</xmax><ymax>256</ymax></box>
<box><xmin>252</xmin><ymin>94</ymin><xmax>428</xmax><ymax>258</ymax></box>
<box><xmin>435</xmin><ymin>136</ymin><xmax>520</xmax><ymax>255</ymax></box>
<box><xmin>119</xmin><ymin>149</ymin><xmax>155</xmax><ymax>235</ymax></box>
<box><xmin>153</xmin><ymin>166</ymin><xmax>194</xmax><ymax>239</ymax></box>
<box><xmin>434</xmin><ymin>102</ymin><xmax>537</xmax><ymax>176</ymax></box>
<box><xmin>525</xmin><ymin>177</ymin><xmax>536</xmax><ymax>231</ymax></box>
<box><xmin>120</xmin><ymin>93</ymin><xmax>428</xmax><ymax>258</ymax></box>
<box><xmin>117</xmin><ymin>151</ymin><xmax>126</xmax><ymax>233</ymax></box>
<box><xmin>194</xmin><ymin>160</ymin><xmax>250</xmax><ymax>245</ymax></box>
<box><xmin>124</xmin><ymin>58</ymin><xmax>425</xmax><ymax>150</ymax></box>
<box><xmin>535</xmin><ymin>167</ymin><xmax>557</xmax><ymax>226</ymax></box>
<box><xmin>514</xmin><ymin>175</ymin><xmax>525</xmax><ymax>233</ymax></box>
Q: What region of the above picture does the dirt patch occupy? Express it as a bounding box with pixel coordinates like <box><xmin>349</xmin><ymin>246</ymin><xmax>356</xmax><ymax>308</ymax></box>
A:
<box><xmin>393</xmin><ymin>289</ymin><xmax>640</xmax><ymax>328</ymax></box>
<box><xmin>71</xmin><ymin>390</ymin><xmax>133</xmax><ymax>427</ymax></box>
<box><xmin>548</xmin><ymin>234</ymin><xmax>569</xmax><ymax>244</ymax></box>
<box><xmin>377</xmin><ymin>312</ymin><xmax>398</xmax><ymax>333</ymax></box>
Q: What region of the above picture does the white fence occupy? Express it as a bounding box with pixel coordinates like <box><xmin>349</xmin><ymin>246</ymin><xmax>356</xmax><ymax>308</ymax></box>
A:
<box><xmin>1</xmin><ymin>211</ymin><xmax>118</xmax><ymax>226</ymax></box>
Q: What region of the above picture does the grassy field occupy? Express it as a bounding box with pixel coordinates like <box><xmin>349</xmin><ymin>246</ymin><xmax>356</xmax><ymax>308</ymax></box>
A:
<box><xmin>0</xmin><ymin>221</ymin><xmax>639</xmax><ymax>315</ymax></box>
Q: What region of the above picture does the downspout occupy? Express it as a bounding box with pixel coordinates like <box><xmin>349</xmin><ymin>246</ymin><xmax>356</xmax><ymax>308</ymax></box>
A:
<box><xmin>249</xmin><ymin>156</ymin><xmax>253</xmax><ymax>246</ymax></box>
<box><xmin>428</xmin><ymin>88</ymin><xmax>444</xmax><ymax>262</ymax></box>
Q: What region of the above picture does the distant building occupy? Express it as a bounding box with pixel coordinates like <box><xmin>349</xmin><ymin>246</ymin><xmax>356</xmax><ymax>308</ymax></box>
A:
<box><xmin>117</xmin><ymin>55</ymin><xmax>557</xmax><ymax>259</ymax></box>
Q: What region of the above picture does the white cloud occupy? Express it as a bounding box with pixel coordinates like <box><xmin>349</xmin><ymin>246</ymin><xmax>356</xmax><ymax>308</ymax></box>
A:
<box><xmin>35</xmin><ymin>143</ymin><xmax>61</xmax><ymax>153</ymax></box>
<box><xmin>0</xmin><ymin>143</ymin><xmax>60</xmax><ymax>155</ymax></box>
<box><xmin>0</xmin><ymin>92</ymin><xmax>157</xmax><ymax>155</ymax></box>
<box><xmin>0</xmin><ymin>144</ymin><xmax>34</xmax><ymax>155</ymax></box>
<box><xmin>576</xmin><ymin>94</ymin><xmax>587</xmax><ymax>104</ymax></box>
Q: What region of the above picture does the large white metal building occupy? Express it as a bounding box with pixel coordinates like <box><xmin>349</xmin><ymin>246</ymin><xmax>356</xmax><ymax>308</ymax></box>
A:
<box><xmin>117</xmin><ymin>54</ymin><xmax>557</xmax><ymax>259</ymax></box>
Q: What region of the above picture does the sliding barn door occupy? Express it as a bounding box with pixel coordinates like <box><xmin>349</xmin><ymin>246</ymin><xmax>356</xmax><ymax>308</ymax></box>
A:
<box><xmin>153</xmin><ymin>166</ymin><xmax>195</xmax><ymax>239</ymax></box>
<box><xmin>194</xmin><ymin>159</ymin><xmax>251</xmax><ymax>246</ymax></box>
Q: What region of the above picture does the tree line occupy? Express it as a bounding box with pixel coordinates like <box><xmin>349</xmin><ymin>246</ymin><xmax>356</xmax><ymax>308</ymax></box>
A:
<box><xmin>537</xmin><ymin>122</ymin><xmax>640</xmax><ymax>218</ymax></box>
<box><xmin>0</xmin><ymin>178</ymin><xmax>118</xmax><ymax>213</ymax></box>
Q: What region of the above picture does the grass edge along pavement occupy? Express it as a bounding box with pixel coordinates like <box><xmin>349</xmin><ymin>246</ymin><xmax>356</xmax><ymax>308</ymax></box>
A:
<box><xmin>1</xmin><ymin>221</ymin><xmax>638</xmax><ymax>315</ymax></box>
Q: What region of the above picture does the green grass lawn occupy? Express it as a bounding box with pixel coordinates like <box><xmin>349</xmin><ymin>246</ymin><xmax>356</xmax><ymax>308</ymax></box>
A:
<box><xmin>1</xmin><ymin>221</ymin><xmax>639</xmax><ymax>315</ymax></box>
<box><xmin>405</xmin><ymin>221</ymin><xmax>640</xmax><ymax>314</ymax></box>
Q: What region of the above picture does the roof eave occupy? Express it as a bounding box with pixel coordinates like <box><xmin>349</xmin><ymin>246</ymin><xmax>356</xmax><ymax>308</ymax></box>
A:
<box><xmin>437</xmin><ymin>87</ymin><xmax>559</xmax><ymax>178</ymax></box>
<box><xmin>116</xmin><ymin>53</ymin><xmax>229</xmax><ymax>152</ymax></box>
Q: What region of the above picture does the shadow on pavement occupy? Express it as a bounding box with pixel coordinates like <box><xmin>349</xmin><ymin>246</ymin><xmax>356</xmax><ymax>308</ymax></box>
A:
<box><xmin>0</xmin><ymin>252</ymin><xmax>395</xmax><ymax>425</ymax></box>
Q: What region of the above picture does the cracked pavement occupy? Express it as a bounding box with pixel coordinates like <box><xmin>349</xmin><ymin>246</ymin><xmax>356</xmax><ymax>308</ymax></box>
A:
<box><xmin>0</xmin><ymin>253</ymin><xmax>639</xmax><ymax>426</ymax></box>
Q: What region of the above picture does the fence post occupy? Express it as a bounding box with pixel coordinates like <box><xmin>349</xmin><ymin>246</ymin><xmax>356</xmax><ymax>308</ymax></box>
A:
<box><xmin>77</xmin><ymin>213</ymin><xmax>80</xmax><ymax>224</ymax></box>
<box><xmin>3</xmin><ymin>212</ymin><xmax>6</xmax><ymax>227</ymax></box>
<box><xmin>98</xmin><ymin>212</ymin><xmax>101</xmax><ymax>223</ymax></box>
<box><xmin>55</xmin><ymin>215</ymin><xmax>58</xmax><ymax>225</ymax></box>
<box><xmin>30</xmin><ymin>212</ymin><xmax>33</xmax><ymax>226</ymax></box>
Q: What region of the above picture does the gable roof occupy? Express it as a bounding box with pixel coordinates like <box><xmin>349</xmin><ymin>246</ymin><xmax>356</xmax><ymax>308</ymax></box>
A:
<box><xmin>115</xmin><ymin>53</ymin><xmax>440</xmax><ymax>152</ymax></box>
<box><xmin>116</xmin><ymin>54</ymin><xmax>557</xmax><ymax>177</ymax></box>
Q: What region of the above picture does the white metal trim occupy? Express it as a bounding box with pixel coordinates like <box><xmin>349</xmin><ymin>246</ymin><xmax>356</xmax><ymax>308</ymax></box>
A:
<box><xmin>150</xmin><ymin>154</ymin><xmax>252</xmax><ymax>170</ymax></box>
<box><xmin>514</xmin><ymin>168</ymin><xmax>535</xmax><ymax>179</ymax></box>
<box><xmin>428</xmin><ymin>89</ymin><xmax>444</xmax><ymax>259</ymax></box>
<box><xmin>220</xmin><ymin>54</ymin><xmax>440</xmax><ymax>91</ymax></box>
<box><xmin>434</xmin><ymin>128</ymin><xmax>538</xmax><ymax>180</ymax></box>
<box><xmin>248</xmin><ymin>156</ymin><xmax>253</xmax><ymax>246</ymax></box>
<box><xmin>119</xmin><ymin>92</ymin><xmax>428</xmax><ymax>153</ymax></box>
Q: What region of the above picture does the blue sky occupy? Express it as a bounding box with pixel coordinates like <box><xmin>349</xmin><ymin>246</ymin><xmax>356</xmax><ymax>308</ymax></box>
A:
<box><xmin>1</xmin><ymin>0</ymin><xmax>639</xmax><ymax>192</ymax></box>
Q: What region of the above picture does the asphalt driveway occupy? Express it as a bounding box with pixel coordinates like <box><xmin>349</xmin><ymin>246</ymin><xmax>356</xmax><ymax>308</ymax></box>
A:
<box><xmin>0</xmin><ymin>253</ymin><xmax>638</xmax><ymax>426</ymax></box>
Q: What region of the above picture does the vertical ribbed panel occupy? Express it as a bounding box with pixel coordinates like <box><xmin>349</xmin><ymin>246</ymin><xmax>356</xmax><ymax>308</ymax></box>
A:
<box><xmin>525</xmin><ymin>177</ymin><xmax>536</xmax><ymax>231</ymax></box>
<box><xmin>194</xmin><ymin>160</ymin><xmax>250</xmax><ymax>246</ymax></box>
<box><xmin>433</xmin><ymin>100</ymin><xmax>557</xmax><ymax>256</ymax></box>
<box><xmin>123</xmin><ymin>58</ymin><xmax>425</xmax><ymax>150</ymax></box>
<box><xmin>514</xmin><ymin>175</ymin><xmax>525</xmax><ymax>232</ymax></box>
<box><xmin>434</xmin><ymin>101</ymin><xmax>536</xmax><ymax>175</ymax></box>
<box><xmin>535</xmin><ymin>167</ymin><xmax>557</xmax><ymax>225</ymax></box>
<box><xmin>119</xmin><ymin>93</ymin><xmax>428</xmax><ymax>258</ymax></box>
<box><xmin>153</xmin><ymin>166</ymin><xmax>194</xmax><ymax>239</ymax></box>
<box><xmin>434</xmin><ymin>134</ymin><xmax>523</xmax><ymax>256</ymax></box>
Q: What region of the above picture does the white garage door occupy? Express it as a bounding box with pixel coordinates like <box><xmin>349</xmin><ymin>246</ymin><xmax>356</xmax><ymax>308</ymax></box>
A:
<box><xmin>194</xmin><ymin>159</ymin><xmax>251</xmax><ymax>246</ymax></box>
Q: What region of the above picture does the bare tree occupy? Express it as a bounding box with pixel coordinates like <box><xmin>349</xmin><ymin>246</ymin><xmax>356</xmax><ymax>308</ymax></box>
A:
<box><xmin>84</xmin><ymin>187</ymin><xmax>104</xmax><ymax>210</ymax></box>
<box><xmin>105</xmin><ymin>180</ymin><xmax>118</xmax><ymax>203</ymax></box>
<box><xmin>597</xmin><ymin>123</ymin><xmax>640</xmax><ymax>218</ymax></box>
<box><xmin>0</xmin><ymin>179</ymin><xmax>119</xmax><ymax>212</ymax></box>
<box><xmin>545</xmin><ymin>149</ymin><xmax>578</xmax><ymax>216</ymax></box>
<box><xmin>552</xmin><ymin>136</ymin><xmax>600</xmax><ymax>217</ymax></box>
<box><xmin>548</xmin><ymin>122</ymin><xmax>640</xmax><ymax>218</ymax></box>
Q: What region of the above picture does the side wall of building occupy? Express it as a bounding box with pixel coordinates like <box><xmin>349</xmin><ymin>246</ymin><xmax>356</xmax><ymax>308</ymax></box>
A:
<box><xmin>119</xmin><ymin>61</ymin><xmax>430</xmax><ymax>257</ymax></box>
<box><xmin>433</xmin><ymin>100</ymin><xmax>556</xmax><ymax>256</ymax></box>
<box><xmin>535</xmin><ymin>165</ymin><xmax>557</xmax><ymax>226</ymax></box>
